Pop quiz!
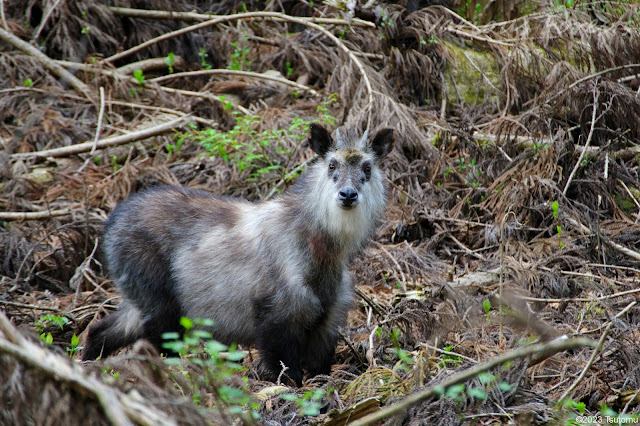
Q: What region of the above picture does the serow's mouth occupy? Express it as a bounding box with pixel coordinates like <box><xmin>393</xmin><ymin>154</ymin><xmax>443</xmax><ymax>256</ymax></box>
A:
<box><xmin>338</xmin><ymin>201</ymin><xmax>357</xmax><ymax>210</ymax></box>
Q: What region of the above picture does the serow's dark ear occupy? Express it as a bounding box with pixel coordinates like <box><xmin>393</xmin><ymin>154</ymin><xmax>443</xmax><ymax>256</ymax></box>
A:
<box><xmin>370</xmin><ymin>128</ymin><xmax>394</xmax><ymax>159</ymax></box>
<box><xmin>309</xmin><ymin>123</ymin><xmax>333</xmax><ymax>158</ymax></box>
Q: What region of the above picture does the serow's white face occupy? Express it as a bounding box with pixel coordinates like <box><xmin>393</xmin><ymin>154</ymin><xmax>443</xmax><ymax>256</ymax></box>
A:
<box><xmin>308</xmin><ymin>123</ymin><xmax>394</xmax><ymax>211</ymax></box>
<box><xmin>324</xmin><ymin>149</ymin><xmax>374</xmax><ymax>211</ymax></box>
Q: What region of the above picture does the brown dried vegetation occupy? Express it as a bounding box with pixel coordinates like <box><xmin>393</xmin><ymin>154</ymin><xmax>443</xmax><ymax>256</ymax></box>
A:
<box><xmin>1</xmin><ymin>0</ymin><xmax>640</xmax><ymax>424</ymax></box>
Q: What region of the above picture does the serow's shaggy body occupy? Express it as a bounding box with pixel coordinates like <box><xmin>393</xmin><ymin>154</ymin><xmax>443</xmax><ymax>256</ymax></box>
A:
<box><xmin>82</xmin><ymin>123</ymin><xmax>394</xmax><ymax>385</ymax></box>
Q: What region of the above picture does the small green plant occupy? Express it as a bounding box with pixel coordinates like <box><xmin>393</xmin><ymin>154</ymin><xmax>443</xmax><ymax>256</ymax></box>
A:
<box><xmin>165</xmin><ymin>52</ymin><xmax>175</xmax><ymax>74</ymax></box>
<box><xmin>66</xmin><ymin>333</ymin><xmax>83</xmax><ymax>359</ymax></box>
<box><xmin>198</xmin><ymin>48</ymin><xmax>212</xmax><ymax>70</ymax></box>
<box><xmin>81</xmin><ymin>26</ymin><xmax>90</xmax><ymax>34</ymax></box>
<box><xmin>285</xmin><ymin>61</ymin><xmax>294</xmax><ymax>77</ymax></box>
<box><xmin>162</xmin><ymin>317</ymin><xmax>260</xmax><ymax>421</ymax></box>
<box><xmin>435</xmin><ymin>371</ymin><xmax>514</xmax><ymax>404</ymax></box>
<box><xmin>102</xmin><ymin>367</ymin><xmax>120</xmax><ymax>379</ymax></box>
<box><xmin>483</xmin><ymin>299</ymin><xmax>491</xmax><ymax>322</ymax></box>
<box><xmin>554</xmin><ymin>0</ymin><xmax>574</xmax><ymax>9</ymax></box>
<box><xmin>111</xmin><ymin>155</ymin><xmax>120</xmax><ymax>172</ymax></box>
<box><xmin>179</xmin><ymin>95</ymin><xmax>336</xmax><ymax>184</ymax></box>
<box><xmin>437</xmin><ymin>345</ymin><xmax>462</xmax><ymax>368</ymax></box>
<box><xmin>166</xmin><ymin>137</ymin><xmax>183</xmax><ymax>158</ymax></box>
<box><xmin>389</xmin><ymin>328</ymin><xmax>414</xmax><ymax>371</ymax></box>
<box><xmin>281</xmin><ymin>388</ymin><xmax>326</xmax><ymax>417</ymax></box>
<box><xmin>133</xmin><ymin>69</ymin><xmax>145</xmax><ymax>85</ymax></box>
<box><xmin>228</xmin><ymin>35</ymin><xmax>252</xmax><ymax>71</ymax></box>
<box><xmin>551</xmin><ymin>200</ymin><xmax>564</xmax><ymax>249</ymax></box>
<box><xmin>35</xmin><ymin>314</ymin><xmax>69</xmax><ymax>333</ymax></box>
<box><xmin>24</xmin><ymin>78</ymin><xmax>33</xmax><ymax>87</ymax></box>
<box><xmin>40</xmin><ymin>332</ymin><xmax>53</xmax><ymax>345</ymax></box>
<box><xmin>315</xmin><ymin>93</ymin><xmax>338</xmax><ymax>126</ymax></box>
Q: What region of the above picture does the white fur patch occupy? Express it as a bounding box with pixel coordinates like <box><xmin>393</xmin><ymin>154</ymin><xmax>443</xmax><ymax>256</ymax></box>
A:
<box><xmin>112</xmin><ymin>300</ymin><xmax>143</xmax><ymax>339</ymax></box>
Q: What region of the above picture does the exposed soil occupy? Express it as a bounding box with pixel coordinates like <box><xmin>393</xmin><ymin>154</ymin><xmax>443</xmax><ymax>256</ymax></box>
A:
<box><xmin>1</xmin><ymin>0</ymin><xmax>640</xmax><ymax>425</ymax></box>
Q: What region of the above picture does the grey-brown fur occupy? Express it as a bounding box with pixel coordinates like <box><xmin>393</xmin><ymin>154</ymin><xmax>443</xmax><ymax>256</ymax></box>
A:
<box><xmin>82</xmin><ymin>124</ymin><xmax>394</xmax><ymax>385</ymax></box>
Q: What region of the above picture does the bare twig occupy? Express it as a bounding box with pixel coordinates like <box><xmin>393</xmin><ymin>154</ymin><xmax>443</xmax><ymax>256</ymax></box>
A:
<box><xmin>91</xmin><ymin>87</ymin><xmax>106</xmax><ymax>155</ymax></box>
<box><xmin>0</xmin><ymin>0</ymin><xmax>7</xmax><ymax>30</ymax></box>
<box><xmin>10</xmin><ymin>115</ymin><xmax>189</xmax><ymax>159</ymax></box>
<box><xmin>516</xmin><ymin>287</ymin><xmax>640</xmax><ymax>303</ymax></box>
<box><xmin>420</xmin><ymin>343</ymin><xmax>478</xmax><ymax>364</ymax></box>
<box><xmin>566</xmin><ymin>216</ymin><xmax>640</xmax><ymax>262</ymax></box>
<box><xmin>149</xmin><ymin>69</ymin><xmax>318</xmax><ymax>96</ymax></box>
<box><xmin>350</xmin><ymin>337</ymin><xmax>597</xmax><ymax>426</ymax></box>
<box><xmin>543</xmin><ymin>63</ymin><xmax>640</xmax><ymax>110</ymax></box>
<box><xmin>32</xmin><ymin>0</ymin><xmax>63</xmax><ymax>42</ymax></box>
<box><xmin>117</xmin><ymin>57</ymin><xmax>185</xmax><ymax>75</ymax></box>
<box><xmin>0</xmin><ymin>27</ymin><xmax>93</xmax><ymax>99</ymax></box>
<box><xmin>0</xmin><ymin>300</ymin><xmax>74</xmax><ymax>319</ymax></box>
<box><xmin>0</xmin><ymin>209</ymin><xmax>74</xmax><ymax>220</ymax></box>
<box><xmin>563</xmin><ymin>85</ymin><xmax>599</xmax><ymax>195</ymax></box>
<box><xmin>374</xmin><ymin>242</ymin><xmax>407</xmax><ymax>290</ymax></box>
<box><xmin>108</xmin><ymin>6</ymin><xmax>375</xmax><ymax>28</ymax></box>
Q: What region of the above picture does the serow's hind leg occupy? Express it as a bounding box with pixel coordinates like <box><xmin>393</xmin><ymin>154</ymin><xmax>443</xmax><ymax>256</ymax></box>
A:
<box><xmin>82</xmin><ymin>301</ymin><xmax>143</xmax><ymax>360</ymax></box>
<box><xmin>140</xmin><ymin>305</ymin><xmax>183</xmax><ymax>356</ymax></box>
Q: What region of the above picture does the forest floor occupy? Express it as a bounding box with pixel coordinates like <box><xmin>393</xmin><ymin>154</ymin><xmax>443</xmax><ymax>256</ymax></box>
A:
<box><xmin>2</xmin><ymin>1</ymin><xmax>640</xmax><ymax>425</ymax></box>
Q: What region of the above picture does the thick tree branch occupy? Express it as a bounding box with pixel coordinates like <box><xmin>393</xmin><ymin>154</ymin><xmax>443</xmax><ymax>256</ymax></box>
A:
<box><xmin>11</xmin><ymin>115</ymin><xmax>190</xmax><ymax>159</ymax></box>
<box><xmin>0</xmin><ymin>27</ymin><xmax>93</xmax><ymax>99</ymax></box>
<box><xmin>350</xmin><ymin>337</ymin><xmax>597</xmax><ymax>426</ymax></box>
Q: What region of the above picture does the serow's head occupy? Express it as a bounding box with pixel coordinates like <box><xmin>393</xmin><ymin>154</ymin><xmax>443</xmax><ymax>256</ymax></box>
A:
<box><xmin>309</xmin><ymin>123</ymin><xmax>394</xmax><ymax>211</ymax></box>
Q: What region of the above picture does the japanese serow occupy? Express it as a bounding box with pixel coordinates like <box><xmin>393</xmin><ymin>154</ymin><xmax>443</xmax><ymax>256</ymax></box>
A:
<box><xmin>82</xmin><ymin>123</ymin><xmax>394</xmax><ymax>385</ymax></box>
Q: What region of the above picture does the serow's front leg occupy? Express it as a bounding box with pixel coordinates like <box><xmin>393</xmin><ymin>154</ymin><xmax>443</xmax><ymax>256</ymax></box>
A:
<box><xmin>254</xmin><ymin>297</ymin><xmax>304</xmax><ymax>386</ymax></box>
<box><xmin>255</xmin><ymin>318</ymin><xmax>304</xmax><ymax>386</ymax></box>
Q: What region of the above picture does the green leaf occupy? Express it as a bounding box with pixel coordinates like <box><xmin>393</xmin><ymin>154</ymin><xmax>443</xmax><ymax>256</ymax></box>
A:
<box><xmin>445</xmin><ymin>383</ymin><xmax>465</xmax><ymax>399</ymax></box>
<box><xmin>482</xmin><ymin>299</ymin><xmax>491</xmax><ymax>313</ymax></box>
<box><xmin>467</xmin><ymin>387</ymin><xmax>487</xmax><ymax>400</ymax></box>
<box><xmin>477</xmin><ymin>372</ymin><xmax>495</xmax><ymax>385</ymax></box>
<box><xmin>498</xmin><ymin>381</ymin><xmax>514</xmax><ymax>392</ymax></box>
<box><xmin>162</xmin><ymin>331</ymin><xmax>180</xmax><ymax>340</ymax></box>
<box><xmin>179</xmin><ymin>316</ymin><xmax>193</xmax><ymax>330</ymax></box>
<box><xmin>205</xmin><ymin>340</ymin><xmax>228</xmax><ymax>354</ymax></box>
<box><xmin>133</xmin><ymin>69</ymin><xmax>145</xmax><ymax>85</ymax></box>
<box><xmin>280</xmin><ymin>393</ymin><xmax>300</xmax><ymax>401</ymax></box>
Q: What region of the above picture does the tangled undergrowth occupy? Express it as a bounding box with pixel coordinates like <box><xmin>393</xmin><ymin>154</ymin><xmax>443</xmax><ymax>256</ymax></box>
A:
<box><xmin>1</xmin><ymin>0</ymin><xmax>640</xmax><ymax>424</ymax></box>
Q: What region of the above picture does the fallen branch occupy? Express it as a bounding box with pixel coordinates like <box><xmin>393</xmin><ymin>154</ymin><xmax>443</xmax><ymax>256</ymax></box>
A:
<box><xmin>109</xmin><ymin>6</ymin><xmax>375</xmax><ymax>28</ymax></box>
<box><xmin>0</xmin><ymin>310</ymin><xmax>175</xmax><ymax>426</ymax></box>
<box><xmin>566</xmin><ymin>217</ymin><xmax>640</xmax><ymax>262</ymax></box>
<box><xmin>349</xmin><ymin>337</ymin><xmax>597</xmax><ymax>426</ymax></box>
<box><xmin>10</xmin><ymin>115</ymin><xmax>189</xmax><ymax>159</ymax></box>
<box><xmin>149</xmin><ymin>69</ymin><xmax>318</xmax><ymax>96</ymax></box>
<box><xmin>0</xmin><ymin>27</ymin><xmax>93</xmax><ymax>99</ymax></box>
<box><xmin>0</xmin><ymin>209</ymin><xmax>74</xmax><ymax>220</ymax></box>
<box><xmin>0</xmin><ymin>300</ymin><xmax>74</xmax><ymax>319</ymax></box>
<box><xmin>117</xmin><ymin>56</ymin><xmax>186</xmax><ymax>75</ymax></box>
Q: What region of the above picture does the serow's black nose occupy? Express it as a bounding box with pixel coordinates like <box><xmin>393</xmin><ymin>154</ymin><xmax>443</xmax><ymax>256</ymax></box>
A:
<box><xmin>338</xmin><ymin>188</ymin><xmax>358</xmax><ymax>207</ymax></box>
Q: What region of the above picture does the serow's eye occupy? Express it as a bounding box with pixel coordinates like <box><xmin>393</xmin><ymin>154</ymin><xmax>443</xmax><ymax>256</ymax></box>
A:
<box><xmin>363</xmin><ymin>164</ymin><xmax>371</xmax><ymax>174</ymax></box>
<box><xmin>329</xmin><ymin>163</ymin><xmax>336</xmax><ymax>171</ymax></box>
